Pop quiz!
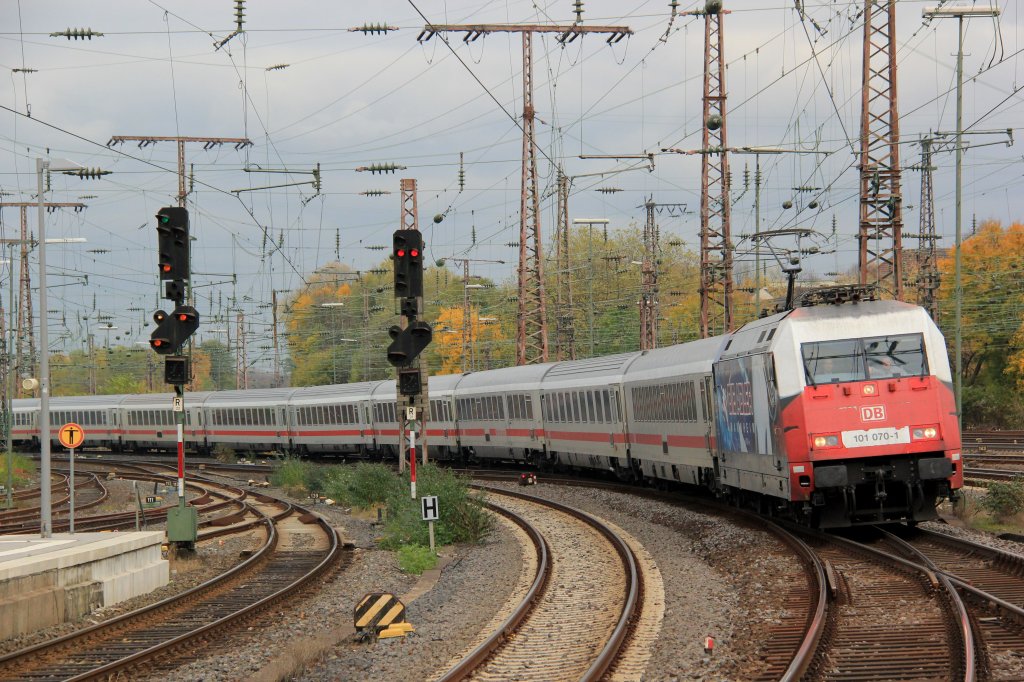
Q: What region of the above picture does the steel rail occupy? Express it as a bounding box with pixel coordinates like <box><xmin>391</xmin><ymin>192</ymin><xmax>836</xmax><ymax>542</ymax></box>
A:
<box><xmin>436</xmin><ymin>493</ymin><xmax>550</xmax><ymax>681</ymax></box>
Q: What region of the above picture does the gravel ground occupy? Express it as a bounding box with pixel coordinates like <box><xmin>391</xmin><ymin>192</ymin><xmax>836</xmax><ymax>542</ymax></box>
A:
<box><xmin>9</xmin><ymin>465</ymin><xmax>1024</xmax><ymax>681</ymax></box>
<box><xmin>149</xmin><ymin>479</ymin><xmax>800</xmax><ymax>682</ymax></box>
<box><xmin>153</xmin><ymin>488</ymin><xmax>525</xmax><ymax>682</ymax></box>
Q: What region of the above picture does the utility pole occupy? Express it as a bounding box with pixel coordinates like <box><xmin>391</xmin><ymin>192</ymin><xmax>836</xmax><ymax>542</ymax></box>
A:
<box><xmin>439</xmin><ymin>257</ymin><xmax>505</xmax><ymax>372</ymax></box>
<box><xmin>271</xmin><ymin>290</ymin><xmax>281</xmax><ymax>387</ymax></box>
<box><xmin>857</xmin><ymin>0</ymin><xmax>904</xmax><ymax>300</ymax></box>
<box><xmin>235</xmin><ymin>311</ymin><xmax>247</xmax><ymax>389</ymax></box>
<box><xmin>555</xmin><ymin>171</ymin><xmax>575</xmax><ymax>361</ymax></box>
<box><xmin>418</xmin><ymin>21</ymin><xmax>631</xmax><ymax>364</ymax></box>
<box><xmin>922</xmin><ymin>4</ymin><xmax>1002</xmax><ymax>419</ymax></box>
<box><xmin>909</xmin><ymin>136</ymin><xmax>939</xmax><ymax>317</ymax></box>
<box><xmin>684</xmin><ymin>1</ymin><xmax>733</xmax><ymax>338</ymax></box>
<box><xmin>639</xmin><ymin>198</ymin><xmax>667</xmax><ymax>350</ymax></box>
<box><xmin>108</xmin><ymin>136</ymin><xmax>252</xmax><ymax>207</ymax></box>
<box><xmin>0</xmin><ymin>202</ymin><xmax>86</xmax><ymax>395</ymax></box>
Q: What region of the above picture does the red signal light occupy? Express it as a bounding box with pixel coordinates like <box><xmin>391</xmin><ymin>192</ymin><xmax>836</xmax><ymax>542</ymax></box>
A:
<box><xmin>177</xmin><ymin>313</ymin><xmax>188</xmax><ymax>321</ymax></box>
<box><xmin>161</xmin><ymin>264</ymin><xmax>171</xmax><ymax>272</ymax></box>
<box><xmin>153</xmin><ymin>339</ymin><xmax>163</xmax><ymax>347</ymax></box>
<box><xmin>411</xmin><ymin>248</ymin><xmax>419</xmax><ymax>257</ymax></box>
<box><xmin>397</xmin><ymin>249</ymin><xmax>406</xmax><ymax>257</ymax></box>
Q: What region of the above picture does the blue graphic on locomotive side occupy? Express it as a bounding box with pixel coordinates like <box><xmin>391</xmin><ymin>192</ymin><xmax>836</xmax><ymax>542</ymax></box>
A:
<box><xmin>714</xmin><ymin>354</ymin><xmax>776</xmax><ymax>457</ymax></box>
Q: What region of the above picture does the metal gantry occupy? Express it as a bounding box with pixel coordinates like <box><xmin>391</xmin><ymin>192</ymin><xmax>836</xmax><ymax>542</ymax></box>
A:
<box><xmin>857</xmin><ymin>0</ymin><xmax>904</xmax><ymax>300</ymax></box>
<box><xmin>108</xmin><ymin>136</ymin><xmax>253</xmax><ymax>207</ymax></box>
<box><xmin>417</xmin><ymin>22</ymin><xmax>631</xmax><ymax>365</ymax></box>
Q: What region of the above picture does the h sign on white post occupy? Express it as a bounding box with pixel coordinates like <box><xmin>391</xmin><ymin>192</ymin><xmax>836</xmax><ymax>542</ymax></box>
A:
<box><xmin>421</xmin><ymin>495</ymin><xmax>439</xmax><ymax>555</ymax></box>
<box><xmin>421</xmin><ymin>495</ymin><xmax>439</xmax><ymax>521</ymax></box>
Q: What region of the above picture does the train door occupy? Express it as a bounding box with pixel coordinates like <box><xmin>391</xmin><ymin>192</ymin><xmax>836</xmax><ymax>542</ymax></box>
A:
<box><xmin>702</xmin><ymin>375</ymin><xmax>714</xmax><ymax>451</ymax></box>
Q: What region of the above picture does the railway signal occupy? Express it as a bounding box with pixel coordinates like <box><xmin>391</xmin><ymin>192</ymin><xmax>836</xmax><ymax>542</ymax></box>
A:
<box><xmin>156</xmin><ymin>206</ymin><xmax>189</xmax><ymax>301</ymax></box>
<box><xmin>392</xmin><ymin>229</ymin><xmax>423</xmax><ymax>298</ymax></box>
<box><xmin>164</xmin><ymin>356</ymin><xmax>190</xmax><ymax>385</ymax></box>
<box><xmin>387</xmin><ymin>320</ymin><xmax>432</xmax><ymax>367</ymax></box>
<box><xmin>397</xmin><ymin>367</ymin><xmax>421</xmax><ymax>396</ymax></box>
<box><xmin>149</xmin><ymin>305</ymin><xmax>200</xmax><ymax>356</ymax></box>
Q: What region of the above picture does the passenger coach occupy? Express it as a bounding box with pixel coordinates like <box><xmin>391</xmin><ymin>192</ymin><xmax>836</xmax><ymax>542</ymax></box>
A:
<box><xmin>10</xmin><ymin>289</ymin><xmax>961</xmax><ymax>528</ymax></box>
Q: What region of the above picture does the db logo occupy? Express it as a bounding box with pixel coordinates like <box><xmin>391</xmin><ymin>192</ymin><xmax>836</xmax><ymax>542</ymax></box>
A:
<box><xmin>861</xmin><ymin>405</ymin><xmax>886</xmax><ymax>422</ymax></box>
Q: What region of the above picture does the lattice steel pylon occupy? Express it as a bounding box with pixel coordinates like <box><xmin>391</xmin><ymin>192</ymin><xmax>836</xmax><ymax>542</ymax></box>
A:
<box><xmin>416</xmin><ymin>22</ymin><xmax>631</xmax><ymax>364</ymax></box>
<box><xmin>516</xmin><ymin>30</ymin><xmax>549</xmax><ymax>365</ymax></box>
<box><xmin>400</xmin><ymin>178</ymin><xmax>419</xmax><ymax>231</ymax></box>
<box><xmin>857</xmin><ymin>0</ymin><xmax>904</xmax><ymax>299</ymax></box>
<box><xmin>915</xmin><ymin>137</ymin><xmax>938</xmax><ymax>317</ymax></box>
<box><xmin>554</xmin><ymin>171</ymin><xmax>575</xmax><ymax>361</ymax></box>
<box><xmin>640</xmin><ymin>198</ymin><xmax>659</xmax><ymax>350</ymax></box>
<box><xmin>694</xmin><ymin>4</ymin><xmax>733</xmax><ymax>338</ymax></box>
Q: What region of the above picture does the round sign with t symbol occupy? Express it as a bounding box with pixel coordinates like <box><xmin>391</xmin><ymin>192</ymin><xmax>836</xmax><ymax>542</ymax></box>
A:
<box><xmin>59</xmin><ymin>422</ymin><xmax>86</xmax><ymax>450</ymax></box>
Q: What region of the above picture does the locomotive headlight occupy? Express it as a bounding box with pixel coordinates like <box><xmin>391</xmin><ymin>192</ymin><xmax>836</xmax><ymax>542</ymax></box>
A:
<box><xmin>912</xmin><ymin>425</ymin><xmax>939</xmax><ymax>440</ymax></box>
<box><xmin>862</xmin><ymin>384</ymin><xmax>877</xmax><ymax>396</ymax></box>
<box><xmin>812</xmin><ymin>434</ymin><xmax>840</xmax><ymax>448</ymax></box>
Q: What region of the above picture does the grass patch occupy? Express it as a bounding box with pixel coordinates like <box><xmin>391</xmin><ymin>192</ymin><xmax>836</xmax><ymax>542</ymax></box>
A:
<box><xmin>947</xmin><ymin>485</ymin><xmax>1024</xmax><ymax>535</ymax></box>
<box><xmin>0</xmin><ymin>452</ymin><xmax>36</xmax><ymax>488</ymax></box>
<box><xmin>270</xmin><ymin>458</ymin><xmax>315</xmax><ymax>497</ymax></box>
<box><xmin>397</xmin><ymin>544</ymin><xmax>437</xmax><ymax>574</ymax></box>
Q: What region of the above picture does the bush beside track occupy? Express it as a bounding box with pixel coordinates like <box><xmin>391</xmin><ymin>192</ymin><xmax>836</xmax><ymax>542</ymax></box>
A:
<box><xmin>269</xmin><ymin>459</ymin><xmax>493</xmax><ymax>573</ymax></box>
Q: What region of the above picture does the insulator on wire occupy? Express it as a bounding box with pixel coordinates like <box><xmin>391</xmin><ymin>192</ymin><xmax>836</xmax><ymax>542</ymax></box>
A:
<box><xmin>50</xmin><ymin>28</ymin><xmax>104</xmax><ymax>40</ymax></box>
<box><xmin>596</xmin><ymin>187</ymin><xmax>622</xmax><ymax>194</ymax></box>
<box><xmin>355</xmin><ymin>163</ymin><xmax>407</xmax><ymax>174</ymax></box>
<box><xmin>349</xmin><ymin>23</ymin><xmax>399</xmax><ymax>35</ymax></box>
<box><xmin>359</xmin><ymin>189</ymin><xmax>392</xmax><ymax>196</ymax></box>
<box><xmin>235</xmin><ymin>1</ymin><xmax>246</xmax><ymax>31</ymax></box>
<box><xmin>63</xmin><ymin>168</ymin><xmax>111</xmax><ymax>180</ymax></box>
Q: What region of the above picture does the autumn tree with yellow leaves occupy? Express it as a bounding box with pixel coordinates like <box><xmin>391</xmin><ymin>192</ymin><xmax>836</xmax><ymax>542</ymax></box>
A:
<box><xmin>936</xmin><ymin>220</ymin><xmax>1024</xmax><ymax>426</ymax></box>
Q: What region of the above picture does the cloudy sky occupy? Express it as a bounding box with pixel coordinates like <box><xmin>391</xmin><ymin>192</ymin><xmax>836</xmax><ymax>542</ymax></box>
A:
<box><xmin>0</xmin><ymin>0</ymin><xmax>1020</xmax><ymax>369</ymax></box>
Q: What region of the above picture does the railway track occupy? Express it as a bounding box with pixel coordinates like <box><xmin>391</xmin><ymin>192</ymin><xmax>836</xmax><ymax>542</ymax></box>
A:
<box><xmin>435</xmin><ymin>486</ymin><xmax>639</xmax><ymax>681</ymax></box>
<box><xmin>0</xmin><ymin>465</ymin><xmax>246</xmax><ymax>534</ymax></box>
<box><xmin>0</xmin><ymin>481</ymin><xmax>342</xmax><ymax>681</ymax></box>
<box><xmin>882</xmin><ymin>526</ymin><xmax>1024</xmax><ymax>680</ymax></box>
<box><xmin>962</xmin><ymin>431</ymin><xmax>1024</xmax><ymax>455</ymax></box>
<box><xmin>0</xmin><ymin>472</ymin><xmax>105</xmax><ymax>527</ymax></box>
<box><xmin>793</xmin><ymin>527</ymin><xmax>973</xmax><ymax>681</ymax></box>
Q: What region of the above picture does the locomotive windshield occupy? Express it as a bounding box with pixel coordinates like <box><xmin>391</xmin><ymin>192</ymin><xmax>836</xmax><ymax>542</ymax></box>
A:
<box><xmin>801</xmin><ymin>332</ymin><xmax>927</xmax><ymax>385</ymax></box>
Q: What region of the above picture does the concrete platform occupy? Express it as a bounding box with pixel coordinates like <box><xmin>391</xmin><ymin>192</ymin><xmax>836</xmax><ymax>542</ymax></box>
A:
<box><xmin>0</xmin><ymin>532</ymin><xmax>169</xmax><ymax>640</ymax></box>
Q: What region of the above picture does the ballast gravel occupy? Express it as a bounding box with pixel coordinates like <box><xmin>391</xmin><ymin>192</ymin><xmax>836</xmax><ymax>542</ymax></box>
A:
<box><xmin>140</xmin><ymin>480</ymin><xmax>801</xmax><ymax>682</ymax></box>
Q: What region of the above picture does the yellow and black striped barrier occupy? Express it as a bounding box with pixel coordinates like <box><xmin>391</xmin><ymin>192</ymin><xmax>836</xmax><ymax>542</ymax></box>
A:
<box><xmin>354</xmin><ymin>592</ymin><xmax>414</xmax><ymax>639</ymax></box>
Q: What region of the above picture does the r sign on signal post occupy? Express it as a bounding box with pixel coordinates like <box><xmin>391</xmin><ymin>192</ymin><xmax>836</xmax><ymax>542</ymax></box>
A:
<box><xmin>58</xmin><ymin>422</ymin><xmax>85</xmax><ymax>534</ymax></box>
<box><xmin>421</xmin><ymin>495</ymin><xmax>439</xmax><ymax>555</ymax></box>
